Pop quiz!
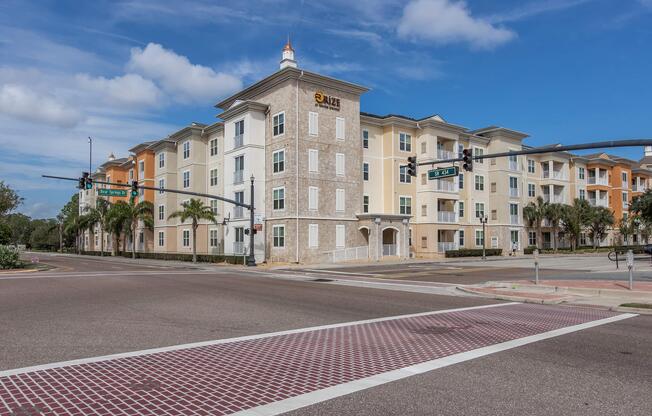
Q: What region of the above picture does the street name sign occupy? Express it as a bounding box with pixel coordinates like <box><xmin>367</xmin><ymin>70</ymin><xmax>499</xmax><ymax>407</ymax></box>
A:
<box><xmin>428</xmin><ymin>166</ymin><xmax>459</xmax><ymax>180</ymax></box>
<box><xmin>98</xmin><ymin>188</ymin><xmax>128</xmax><ymax>197</ymax></box>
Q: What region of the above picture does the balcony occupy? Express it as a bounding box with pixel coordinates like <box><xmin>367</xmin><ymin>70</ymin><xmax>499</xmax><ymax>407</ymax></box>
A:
<box><xmin>233</xmin><ymin>206</ymin><xmax>244</xmax><ymax>219</ymax></box>
<box><xmin>633</xmin><ymin>184</ymin><xmax>647</xmax><ymax>192</ymax></box>
<box><xmin>435</xmin><ymin>180</ymin><xmax>457</xmax><ymax>193</ymax></box>
<box><xmin>588</xmin><ymin>198</ymin><xmax>608</xmax><ymax>208</ymax></box>
<box><xmin>588</xmin><ymin>177</ymin><xmax>608</xmax><ymax>186</ymax></box>
<box><xmin>543</xmin><ymin>194</ymin><xmax>565</xmax><ymax>204</ymax></box>
<box><xmin>542</xmin><ymin>171</ymin><xmax>567</xmax><ymax>180</ymax></box>
<box><xmin>510</xmin><ymin>215</ymin><xmax>519</xmax><ymax>225</ymax></box>
<box><xmin>509</xmin><ymin>160</ymin><xmax>518</xmax><ymax>171</ymax></box>
<box><xmin>437</xmin><ymin>211</ymin><xmax>457</xmax><ymax>223</ymax></box>
<box><xmin>437</xmin><ymin>149</ymin><xmax>453</xmax><ymax>160</ymax></box>
<box><xmin>233</xmin><ymin>241</ymin><xmax>245</xmax><ymax>254</ymax></box>
<box><xmin>234</xmin><ymin>134</ymin><xmax>243</xmax><ymax>149</ymax></box>
<box><xmin>509</xmin><ymin>188</ymin><xmax>519</xmax><ymax>198</ymax></box>
<box><xmin>437</xmin><ymin>242</ymin><xmax>457</xmax><ymax>253</ymax></box>
<box><xmin>233</xmin><ymin>170</ymin><xmax>244</xmax><ymax>184</ymax></box>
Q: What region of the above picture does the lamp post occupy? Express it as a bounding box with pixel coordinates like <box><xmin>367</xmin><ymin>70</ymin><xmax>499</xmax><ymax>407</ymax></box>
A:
<box><xmin>480</xmin><ymin>215</ymin><xmax>488</xmax><ymax>260</ymax></box>
<box><xmin>247</xmin><ymin>175</ymin><xmax>256</xmax><ymax>267</ymax></box>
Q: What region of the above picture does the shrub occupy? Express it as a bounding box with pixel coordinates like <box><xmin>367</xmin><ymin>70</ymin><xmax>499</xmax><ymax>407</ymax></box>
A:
<box><xmin>444</xmin><ymin>248</ymin><xmax>502</xmax><ymax>258</ymax></box>
<box><xmin>0</xmin><ymin>245</ymin><xmax>22</xmax><ymax>269</ymax></box>
<box><xmin>79</xmin><ymin>250</ymin><xmax>246</xmax><ymax>265</ymax></box>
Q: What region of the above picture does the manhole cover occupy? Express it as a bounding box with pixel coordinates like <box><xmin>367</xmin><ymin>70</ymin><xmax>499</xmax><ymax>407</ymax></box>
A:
<box><xmin>312</xmin><ymin>278</ymin><xmax>334</xmax><ymax>282</ymax></box>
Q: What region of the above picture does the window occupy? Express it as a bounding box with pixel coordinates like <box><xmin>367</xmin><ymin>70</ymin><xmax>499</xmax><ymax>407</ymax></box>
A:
<box><xmin>182</xmin><ymin>141</ymin><xmax>190</xmax><ymax>159</ymax></box>
<box><xmin>458</xmin><ymin>201</ymin><xmax>464</xmax><ymax>218</ymax></box>
<box><xmin>362</xmin><ymin>130</ymin><xmax>369</xmax><ymax>149</ymax></box>
<box><xmin>159</xmin><ymin>153</ymin><xmax>165</xmax><ymax>168</ymax></box>
<box><xmin>622</xmin><ymin>172</ymin><xmax>628</xmax><ymax>187</ymax></box>
<box><xmin>399</xmin><ymin>165</ymin><xmax>411</xmax><ymax>183</ymax></box>
<box><xmin>458</xmin><ymin>173</ymin><xmax>464</xmax><ymax>189</ymax></box>
<box><xmin>508</xmin><ymin>154</ymin><xmax>517</xmax><ymax>169</ymax></box>
<box><xmin>528</xmin><ymin>183</ymin><xmax>536</xmax><ymax>197</ymax></box>
<box><xmin>308</xmin><ymin>224</ymin><xmax>318</xmax><ymax>248</ymax></box>
<box><xmin>421</xmin><ymin>236</ymin><xmax>428</xmax><ymax>249</ymax></box>
<box><xmin>528</xmin><ymin>231</ymin><xmax>536</xmax><ymax>247</ymax></box>
<box><xmin>273</xmin><ymin>149</ymin><xmax>285</xmax><ymax>173</ymax></box>
<box><xmin>210</xmin><ymin>138</ymin><xmax>218</xmax><ymax>156</ymax></box>
<box><xmin>580</xmin><ymin>233</ymin><xmax>587</xmax><ymax>246</ymax></box>
<box><xmin>511</xmin><ymin>230</ymin><xmax>520</xmax><ymax>247</ymax></box>
<box><xmin>528</xmin><ymin>159</ymin><xmax>535</xmax><ymax>174</ymax></box>
<box><xmin>235</xmin><ymin>155</ymin><xmax>244</xmax><ymax>183</ymax></box>
<box><xmin>579</xmin><ymin>189</ymin><xmax>586</xmax><ymax>200</ymax></box>
<box><xmin>399</xmin><ymin>132</ymin><xmax>411</xmax><ymax>152</ymax></box>
<box><xmin>491</xmin><ymin>209</ymin><xmax>497</xmax><ymax>220</ymax></box>
<box><xmin>308</xmin><ymin>149</ymin><xmax>318</xmax><ymax>173</ymax></box>
<box><xmin>273</xmin><ymin>112</ymin><xmax>285</xmax><ymax>136</ymax></box>
<box><xmin>158</xmin><ymin>231</ymin><xmax>164</xmax><ymax>247</ymax></box>
<box><xmin>336</xmin><ymin>189</ymin><xmax>345</xmax><ymax>212</ymax></box>
<box><xmin>335</xmin><ymin>224</ymin><xmax>345</xmax><ymax>248</ymax></box>
<box><xmin>182</xmin><ymin>230</ymin><xmax>190</xmax><ymax>247</ymax></box>
<box><xmin>210</xmin><ymin>169</ymin><xmax>218</xmax><ymax>186</ymax></box>
<box><xmin>458</xmin><ymin>144</ymin><xmax>464</xmax><ymax>158</ymax></box>
<box><xmin>210</xmin><ymin>229</ymin><xmax>218</xmax><ymax>248</ymax></box>
<box><xmin>159</xmin><ymin>179</ymin><xmax>165</xmax><ymax>194</ymax></box>
<box><xmin>273</xmin><ymin>187</ymin><xmax>285</xmax><ymax>210</ymax></box>
<box><xmin>475</xmin><ymin>230</ymin><xmax>484</xmax><ymax>247</ymax></box>
<box><xmin>235</xmin><ymin>227</ymin><xmax>244</xmax><ymax>245</ymax></box>
<box><xmin>273</xmin><ymin>225</ymin><xmax>285</xmax><ymax>247</ymax></box>
<box><xmin>235</xmin><ymin>119</ymin><xmax>244</xmax><ymax>137</ymax></box>
<box><xmin>129</xmin><ymin>169</ymin><xmax>134</xmax><ymax>180</ymax></box>
<box><xmin>475</xmin><ymin>203</ymin><xmax>485</xmax><ymax>219</ymax></box>
<box><xmin>309</xmin><ymin>186</ymin><xmax>319</xmax><ymax>211</ymax></box>
<box><xmin>158</xmin><ymin>205</ymin><xmax>165</xmax><ymax>221</ymax></box>
<box><xmin>491</xmin><ymin>182</ymin><xmax>497</xmax><ymax>193</ymax></box>
<box><xmin>459</xmin><ymin>230</ymin><xmax>465</xmax><ymax>247</ymax></box>
<box><xmin>336</xmin><ymin>117</ymin><xmax>345</xmax><ymax>140</ymax></box>
<box><xmin>183</xmin><ymin>170</ymin><xmax>190</xmax><ymax>188</ymax></box>
<box><xmin>510</xmin><ymin>203</ymin><xmax>518</xmax><ymax>223</ymax></box>
<box><xmin>622</xmin><ymin>191</ymin><xmax>628</xmax><ymax>207</ymax></box>
<box><xmin>474</xmin><ymin>147</ymin><xmax>484</xmax><ymax>164</ymax></box>
<box><xmin>421</xmin><ymin>204</ymin><xmax>427</xmax><ymax>217</ymax></box>
<box><xmin>399</xmin><ymin>196</ymin><xmax>412</xmax><ymax>215</ymax></box>
<box><xmin>421</xmin><ymin>141</ymin><xmax>427</xmax><ymax>154</ymax></box>
<box><xmin>509</xmin><ymin>177</ymin><xmax>518</xmax><ymax>196</ymax></box>
<box><xmin>138</xmin><ymin>160</ymin><xmax>144</xmax><ymax>176</ymax></box>
<box><xmin>475</xmin><ymin>175</ymin><xmax>484</xmax><ymax>191</ymax></box>
<box><xmin>309</xmin><ymin>112</ymin><xmax>318</xmax><ymax>136</ymax></box>
<box><xmin>336</xmin><ymin>153</ymin><xmax>345</xmax><ymax>176</ymax></box>
<box><xmin>579</xmin><ymin>167</ymin><xmax>585</xmax><ymax>180</ymax></box>
<box><xmin>210</xmin><ymin>199</ymin><xmax>218</xmax><ymax>215</ymax></box>
<box><xmin>363</xmin><ymin>195</ymin><xmax>369</xmax><ymax>213</ymax></box>
<box><xmin>363</xmin><ymin>163</ymin><xmax>369</xmax><ymax>181</ymax></box>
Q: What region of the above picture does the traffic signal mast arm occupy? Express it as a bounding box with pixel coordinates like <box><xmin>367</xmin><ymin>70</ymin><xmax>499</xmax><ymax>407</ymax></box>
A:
<box><xmin>417</xmin><ymin>139</ymin><xmax>652</xmax><ymax>167</ymax></box>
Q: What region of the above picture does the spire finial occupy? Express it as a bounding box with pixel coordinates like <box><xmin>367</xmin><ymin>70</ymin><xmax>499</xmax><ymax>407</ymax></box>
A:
<box><xmin>280</xmin><ymin>35</ymin><xmax>297</xmax><ymax>69</ymax></box>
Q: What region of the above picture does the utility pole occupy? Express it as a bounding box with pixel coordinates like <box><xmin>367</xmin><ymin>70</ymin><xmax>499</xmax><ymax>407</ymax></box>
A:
<box><xmin>88</xmin><ymin>137</ymin><xmax>92</xmax><ymax>175</ymax></box>
<box><xmin>480</xmin><ymin>215</ymin><xmax>488</xmax><ymax>260</ymax></box>
<box><xmin>248</xmin><ymin>175</ymin><xmax>256</xmax><ymax>267</ymax></box>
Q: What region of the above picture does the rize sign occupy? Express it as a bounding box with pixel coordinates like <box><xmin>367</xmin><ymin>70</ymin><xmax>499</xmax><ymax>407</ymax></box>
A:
<box><xmin>314</xmin><ymin>91</ymin><xmax>340</xmax><ymax>110</ymax></box>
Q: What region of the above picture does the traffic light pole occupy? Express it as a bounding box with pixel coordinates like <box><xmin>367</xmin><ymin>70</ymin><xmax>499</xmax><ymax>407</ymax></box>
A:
<box><xmin>42</xmin><ymin>174</ymin><xmax>258</xmax><ymax>266</ymax></box>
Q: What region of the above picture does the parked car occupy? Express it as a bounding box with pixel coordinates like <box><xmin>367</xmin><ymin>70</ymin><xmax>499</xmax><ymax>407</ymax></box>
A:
<box><xmin>643</xmin><ymin>244</ymin><xmax>652</xmax><ymax>255</ymax></box>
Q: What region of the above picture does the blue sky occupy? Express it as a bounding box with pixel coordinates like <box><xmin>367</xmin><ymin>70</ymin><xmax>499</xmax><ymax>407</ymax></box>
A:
<box><xmin>1</xmin><ymin>0</ymin><xmax>651</xmax><ymax>218</ymax></box>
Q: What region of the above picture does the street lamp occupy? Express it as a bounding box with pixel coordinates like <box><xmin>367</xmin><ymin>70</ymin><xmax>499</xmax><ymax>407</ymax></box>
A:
<box><xmin>479</xmin><ymin>215</ymin><xmax>488</xmax><ymax>260</ymax></box>
<box><xmin>247</xmin><ymin>175</ymin><xmax>256</xmax><ymax>267</ymax></box>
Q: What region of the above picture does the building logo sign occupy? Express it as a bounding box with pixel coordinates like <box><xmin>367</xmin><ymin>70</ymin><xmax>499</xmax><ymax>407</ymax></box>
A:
<box><xmin>314</xmin><ymin>91</ymin><xmax>340</xmax><ymax>111</ymax></box>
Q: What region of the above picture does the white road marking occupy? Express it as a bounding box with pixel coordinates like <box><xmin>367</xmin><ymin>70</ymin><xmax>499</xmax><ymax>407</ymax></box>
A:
<box><xmin>299</xmin><ymin>269</ymin><xmax>380</xmax><ymax>277</ymax></box>
<box><xmin>0</xmin><ymin>303</ymin><xmax>516</xmax><ymax>378</ymax></box>
<box><xmin>233</xmin><ymin>312</ymin><xmax>637</xmax><ymax>416</ymax></box>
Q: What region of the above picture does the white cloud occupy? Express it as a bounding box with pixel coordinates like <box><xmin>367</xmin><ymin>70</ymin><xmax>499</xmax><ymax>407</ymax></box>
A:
<box><xmin>397</xmin><ymin>0</ymin><xmax>516</xmax><ymax>49</ymax></box>
<box><xmin>0</xmin><ymin>84</ymin><xmax>82</xmax><ymax>127</ymax></box>
<box><xmin>127</xmin><ymin>43</ymin><xmax>243</xmax><ymax>103</ymax></box>
<box><xmin>487</xmin><ymin>0</ymin><xmax>594</xmax><ymax>24</ymax></box>
<box><xmin>640</xmin><ymin>0</ymin><xmax>652</xmax><ymax>8</ymax></box>
<box><xmin>75</xmin><ymin>73</ymin><xmax>163</xmax><ymax>107</ymax></box>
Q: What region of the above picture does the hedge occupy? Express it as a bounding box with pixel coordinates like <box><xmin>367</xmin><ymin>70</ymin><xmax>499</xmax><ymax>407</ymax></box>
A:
<box><xmin>444</xmin><ymin>248</ymin><xmax>502</xmax><ymax>258</ymax></box>
<box><xmin>523</xmin><ymin>245</ymin><xmax>647</xmax><ymax>255</ymax></box>
<box><xmin>79</xmin><ymin>250</ymin><xmax>246</xmax><ymax>265</ymax></box>
<box><xmin>0</xmin><ymin>245</ymin><xmax>22</xmax><ymax>269</ymax></box>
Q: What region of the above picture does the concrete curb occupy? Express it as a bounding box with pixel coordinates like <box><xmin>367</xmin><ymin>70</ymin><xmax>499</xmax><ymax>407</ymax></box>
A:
<box><xmin>486</xmin><ymin>281</ymin><xmax>652</xmax><ymax>298</ymax></box>
<box><xmin>456</xmin><ymin>286</ymin><xmax>569</xmax><ymax>305</ymax></box>
<box><xmin>612</xmin><ymin>306</ymin><xmax>652</xmax><ymax>315</ymax></box>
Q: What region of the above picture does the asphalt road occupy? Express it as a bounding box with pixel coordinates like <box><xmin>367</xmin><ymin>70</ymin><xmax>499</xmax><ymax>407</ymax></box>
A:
<box><xmin>2</xmin><ymin>254</ymin><xmax>650</xmax><ymax>415</ymax></box>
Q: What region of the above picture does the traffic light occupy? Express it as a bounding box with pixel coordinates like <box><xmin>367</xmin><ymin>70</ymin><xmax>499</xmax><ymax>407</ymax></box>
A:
<box><xmin>85</xmin><ymin>178</ymin><xmax>93</xmax><ymax>190</ymax></box>
<box><xmin>78</xmin><ymin>172</ymin><xmax>89</xmax><ymax>189</ymax></box>
<box><xmin>407</xmin><ymin>156</ymin><xmax>417</xmax><ymax>177</ymax></box>
<box><xmin>462</xmin><ymin>149</ymin><xmax>473</xmax><ymax>172</ymax></box>
<box><xmin>131</xmin><ymin>180</ymin><xmax>139</xmax><ymax>197</ymax></box>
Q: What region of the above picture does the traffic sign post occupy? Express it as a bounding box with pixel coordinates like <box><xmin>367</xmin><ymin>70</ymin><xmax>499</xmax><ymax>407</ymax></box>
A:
<box><xmin>626</xmin><ymin>249</ymin><xmax>634</xmax><ymax>290</ymax></box>
<box><xmin>428</xmin><ymin>166</ymin><xmax>459</xmax><ymax>180</ymax></box>
<box><xmin>98</xmin><ymin>189</ymin><xmax>128</xmax><ymax>197</ymax></box>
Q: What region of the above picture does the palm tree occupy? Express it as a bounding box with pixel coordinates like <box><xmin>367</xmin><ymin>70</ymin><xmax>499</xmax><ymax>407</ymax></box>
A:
<box><xmin>168</xmin><ymin>199</ymin><xmax>218</xmax><ymax>263</ymax></box>
<box><xmin>64</xmin><ymin>214</ymin><xmax>87</xmax><ymax>254</ymax></box>
<box><xmin>587</xmin><ymin>206</ymin><xmax>615</xmax><ymax>249</ymax></box>
<box><xmin>124</xmin><ymin>199</ymin><xmax>154</xmax><ymax>259</ymax></box>
<box><xmin>84</xmin><ymin>199</ymin><xmax>111</xmax><ymax>256</ymax></box>
<box><xmin>560</xmin><ymin>198</ymin><xmax>591</xmax><ymax>250</ymax></box>
<box><xmin>544</xmin><ymin>203</ymin><xmax>565</xmax><ymax>252</ymax></box>
<box><xmin>523</xmin><ymin>196</ymin><xmax>548</xmax><ymax>248</ymax></box>
<box><xmin>106</xmin><ymin>201</ymin><xmax>130</xmax><ymax>256</ymax></box>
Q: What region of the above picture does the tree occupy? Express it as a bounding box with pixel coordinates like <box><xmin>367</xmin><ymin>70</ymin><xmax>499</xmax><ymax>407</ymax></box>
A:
<box><xmin>630</xmin><ymin>191</ymin><xmax>652</xmax><ymax>222</ymax></box>
<box><xmin>84</xmin><ymin>199</ymin><xmax>111</xmax><ymax>256</ymax></box>
<box><xmin>106</xmin><ymin>201</ymin><xmax>131</xmax><ymax>256</ymax></box>
<box><xmin>586</xmin><ymin>206</ymin><xmax>615</xmax><ymax>249</ymax></box>
<box><xmin>60</xmin><ymin>193</ymin><xmax>80</xmax><ymax>249</ymax></box>
<box><xmin>0</xmin><ymin>181</ymin><xmax>22</xmax><ymax>217</ymax></box>
<box><xmin>3</xmin><ymin>213</ymin><xmax>33</xmax><ymax>246</ymax></box>
<box><xmin>123</xmin><ymin>199</ymin><xmax>154</xmax><ymax>259</ymax></box>
<box><xmin>544</xmin><ymin>203</ymin><xmax>565</xmax><ymax>252</ymax></box>
<box><xmin>168</xmin><ymin>199</ymin><xmax>218</xmax><ymax>263</ymax></box>
<box><xmin>560</xmin><ymin>198</ymin><xmax>591</xmax><ymax>250</ymax></box>
<box><xmin>0</xmin><ymin>222</ymin><xmax>11</xmax><ymax>245</ymax></box>
<box><xmin>523</xmin><ymin>196</ymin><xmax>548</xmax><ymax>248</ymax></box>
<box><xmin>30</xmin><ymin>219</ymin><xmax>59</xmax><ymax>250</ymax></box>
<box><xmin>617</xmin><ymin>216</ymin><xmax>634</xmax><ymax>246</ymax></box>
<box><xmin>64</xmin><ymin>215</ymin><xmax>88</xmax><ymax>254</ymax></box>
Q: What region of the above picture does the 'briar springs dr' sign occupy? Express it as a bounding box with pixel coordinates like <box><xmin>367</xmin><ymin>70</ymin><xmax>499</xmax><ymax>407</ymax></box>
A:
<box><xmin>314</xmin><ymin>91</ymin><xmax>340</xmax><ymax>110</ymax></box>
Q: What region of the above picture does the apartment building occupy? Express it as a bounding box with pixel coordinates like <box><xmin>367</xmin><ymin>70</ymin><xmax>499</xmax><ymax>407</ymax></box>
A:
<box><xmin>79</xmin><ymin>41</ymin><xmax>652</xmax><ymax>262</ymax></box>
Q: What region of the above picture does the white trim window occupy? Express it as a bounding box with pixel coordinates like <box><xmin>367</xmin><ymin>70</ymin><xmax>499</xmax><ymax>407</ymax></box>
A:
<box><xmin>578</xmin><ymin>167</ymin><xmax>585</xmax><ymax>180</ymax></box>
<box><xmin>336</xmin><ymin>117</ymin><xmax>345</xmax><ymax>141</ymax></box>
<box><xmin>129</xmin><ymin>169</ymin><xmax>134</xmax><ymax>181</ymax></box>
<box><xmin>309</xmin><ymin>112</ymin><xmax>318</xmax><ymax>136</ymax></box>
<box><xmin>475</xmin><ymin>202</ymin><xmax>485</xmax><ymax>219</ymax></box>
<box><xmin>210</xmin><ymin>199</ymin><xmax>218</xmax><ymax>215</ymax></box>
<box><xmin>363</xmin><ymin>195</ymin><xmax>369</xmax><ymax>213</ymax></box>
<box><xmin>399</xmin><ymin>132</ymin><xmax>411</xmax><ymax>152</ymax></box>
<box><xmin>210</xmin><ymin>138</ymin><xmax>218</xmax><ymax>156</ymax></box>
<box><xmin>528</xmin><ymin>231</ymin><xmax>537</xmax><ymax>247</ymax></box>
<box><xmin>273</xmin><ymin>225</ymin><xmax>285</xmax><ymax>247</ymax></box>
<box><xmin>183</xmin><ymin>170</ymin><xmax>190</xmax><ymax>188</ymax></box>
<box><xmin>308</xmin><ymin>149</ymin><xmax>319</xmax><ymax>173</ymax></box>
<box><xmin>459</xmin><ymin>230</ymin><xmax>465</xmax><ymax>247</ymax></box>
<box><xmin>138</xmin><ymin>160</ymin><xmax>145</xmax><ymax>177</ymax></box>
<box><xmin>527</xmin><ymin>159</ymin><xmax>535</xmax><ymax>174</ymax></box>
<box><xmin>308</xmin><ymin>186</ymin><xmax>319</xmax><ymax>211</ymax></box>
<box><xmin>182</xmin><ymin>230</ymin><xmax>190</xmax><ymax>247</ymax></box>
<box><xmin>209</xmin><ymin>229</ymin><xmax>219</xmax><ymax>248</ymax></box>
<box><xmin>273</xmin><ymin>112</ymin><xmax>285</xmax><ymax>136</ymax></box>
<box><xmin>182</xmin><ymin>141</ymin><xmax>190</xmax><ymax>159</ymax></box>
<box><xmin>362</xmin><ymin>130</ymin><xmax>369</xmax><ymax>149</ymax></box>
<box><xmin>474</xmin><ymin>175</ymin><xmax>484</xmax><ymax>191</ymax></box>
<box><xmin>158</xmin><ymin>205</ymin><xmax>165</xmax><ymax>221</ymax></box>
<box><xmin>158</xmin><ymin>178</ymin><xmax>165</xmax><ymax>194</ymax></box>
<box><xmin>273</xmin><ymin>187</ymin><xmax>285</xmax><ymax>210</ymax></box>
<box><xmin>459</xmin><ymin>201</ymin><xmax>464</xmax><ymax>218</ymax></box>
<box><xmin>308</xmin><ymin>224</ymin><xmax>318</xmax><ymax>248</ymax></box>
<box><xmin>473</xmin><ymin>147</ymin><xmax>484</xmax><ymax>164</ymax></box>
<box><xmin>158</xmin><ymin>153</ymin><xmax>165</xmax><ymax>168</ymax></box>
<box><xmin>399</xmin><ymin>196</ymin><xmax>412</xmax><ymax>215</ymax></box>
<box><xmin>273</xmin><ymin>149</ymin><xmax>285</xmax><ymax>173</ymax></box>
<box><xmin>579</xmin><ymin>189</ymin><xmax>586</xmax><ymax>201</ymax></box>
<box><xmin>528</xmin><ymin>183</ymin><xmax>536</xmax><ymax>197</ymax></box>
<box><xmin>336</xmin><ymin>189</ymin><xmax>345</xmax><ymax>212</ymax></box>
<box><xmin>459</xmin><ymin>173</ymin><xmax>464</xmax><ymax>189</ymax></box>
<box><xmin>475</xmin><ymin>229</ymin><xmax>484</xmax><ymax>247</ymax></box>
<box><xmin>335</xmin><ymin>224</ymin><xmax>345</xmax><ymax>248</ymax></box>
<box><xmin>336</xmin><ymin>153</ymin><xmax>345</xmax><ymax>176</ymax></box>
<box><xmin>363</xmin><ymin>162</ymin><xmax>369</xmax><ymax>181</ymax></box>
<box><xmin>399</xmin><ymin>165</ymin><xmax>411</xmax><ymax>183</ymax></box>
<box><xmin>210</xmin><ymin>169</ymin><xmax>218</xmax><ymax>186</ymax></box>
<box><xmin>158</xmin><ymin>231</ymin><xmax>164</xmax><ymax>247</ymax></box>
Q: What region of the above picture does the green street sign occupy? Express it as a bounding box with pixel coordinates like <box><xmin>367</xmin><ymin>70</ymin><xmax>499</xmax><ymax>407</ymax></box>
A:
<box><xmin>98</xmin><ymin>188</ymin><xmax>128</xmax><ymax>197</ymax></box>
<box><xmin>428</xmin><ymin>166</ymin><xmax>459</xmax><ymax>180</ymax></box>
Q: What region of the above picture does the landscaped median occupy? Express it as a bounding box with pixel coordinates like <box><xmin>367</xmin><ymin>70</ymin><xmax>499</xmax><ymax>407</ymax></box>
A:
<box><xmin>0</xmin><ymin>245</ymin><xmax>51</xmax><ymax>273</ymax></box>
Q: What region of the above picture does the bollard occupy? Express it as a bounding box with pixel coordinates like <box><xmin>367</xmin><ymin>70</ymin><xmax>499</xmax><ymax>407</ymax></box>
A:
<box><xmin>533</xmin><ymin>249</ymin><xmax>540</xmax><ymax>285</ymax></box>
<box><xmin>626</xmin><ymin>249</ymin><xmax>634</xmax><ymax>290</ymax></box>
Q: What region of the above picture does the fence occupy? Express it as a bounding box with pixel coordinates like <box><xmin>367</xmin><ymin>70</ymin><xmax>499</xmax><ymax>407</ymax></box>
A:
<box><xmin>331</xmin><ymin>246</ymin><xmax>369</xmax><ymax>263</ymax></box>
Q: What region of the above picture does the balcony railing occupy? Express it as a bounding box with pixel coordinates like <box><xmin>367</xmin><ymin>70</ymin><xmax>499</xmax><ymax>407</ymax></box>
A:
<box><xmin>437</xmin><ymin>149</ymin><xmax>453</xmax><ymax>160</ymax></box>
<box><xmin>588</xmin><ymin>198</ymin><xmax>608</xmax><ymax>207</ymax></box>
<box><xmin>543</xmin><ymin>194</ymin><xmax>565</xmax><ymax>204</ymax></box>
<box><xmin>435</xmin><ymin>180</ymin><xmax>457</xmax><ymax>192</ymax></box>
<box><xmin>233</xmin><ymin>170</ymin><xmax>244</xmax><ymax>184</ymax></box>
<box><xmin>510</xmin><ymin>215</ymin><xmax>519</xmax><ymax>225</ymax></box>
<box><xmin>234</xmin><ymin>206</ymin><xmax>244</xmax><ymax>219</ymax></box>
<box><xmin>509</xmin><ymin>160</ymin><xmax>518</xmax><ymax>171</ymax></box>
<box><xmin>633</xmin><ymin>184</ymin><xmax>647</xmax><ymax>192</ymax></box>
<box><xmin>383</xmin><ymin>244</ymin><xmax>397</xmax><ymax>256</ymax></box>
<box><xmin>588</xmin><ymin>177</ymin><xmax>608</xmax><ymax>185</ymax></box>
<box><xmin>438</xmin><ymin>242</ymin><xmax>456</xmax><ymax>253</ymax></box>
<box><xmin>437</xmin><ymin>211</ymin><xmax>457</xmax><ymax>223</ymax></box>
<box><xmin>234</xmin><ymin>134</ymin><xmax>243</xmax><ymax>149</ymax></box>
<box><xmin>233</xmin><ymin>241</ymin><xmax>245</xmax><ymax>254</ymax></box>
<box><xmin>542</xmin><ymin>171</ymin><xmax>567</xmax><ymax>180</ymax></box>
<box><xmin>509</xmin><ymin>188</ymin><xmax>519</xmax><ymax>197</ymax></box>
